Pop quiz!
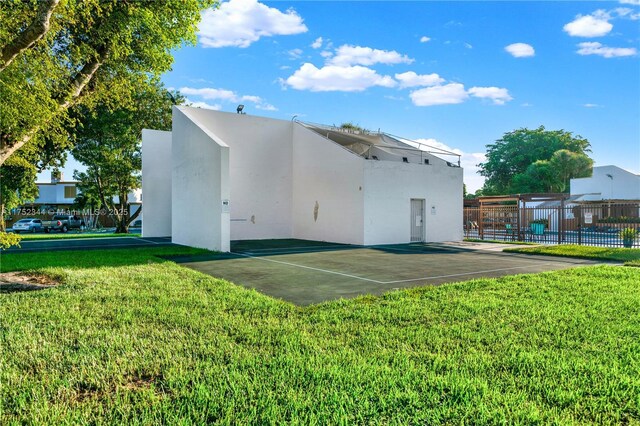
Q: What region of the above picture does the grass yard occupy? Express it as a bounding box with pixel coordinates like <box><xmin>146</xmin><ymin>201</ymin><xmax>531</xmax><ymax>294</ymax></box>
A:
<box><xmin>1</xmin><ymin>248</ymin><xmax>639</xmax><ymax>424</ymax></box>
<box><xmin>505</xmin><ymin>244</ymin><xmax>640</xmax><ymax>266</ymax></box>
<box><xmin>17</xmin><ymin>232</ymin><xmax>141</xmax><ymax>241</ymax></box>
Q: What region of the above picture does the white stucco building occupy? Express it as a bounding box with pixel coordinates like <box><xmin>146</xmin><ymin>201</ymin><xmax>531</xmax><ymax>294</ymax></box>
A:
<box><xmin>570</xmin><ymin>165</ymin><xmax>640</xmax><ymax>201</ymax></box>
<box><xmin>142</xmin><ymin>107</ymin><xmax>463</xmax><ymax>252</ymax></box>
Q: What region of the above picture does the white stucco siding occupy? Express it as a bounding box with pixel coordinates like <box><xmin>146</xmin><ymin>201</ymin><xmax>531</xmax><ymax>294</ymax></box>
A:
<box><xmin>181</xmin><ymin>108</ymin><xmax>293</xmax><ymax>240</ymax></box>
<box><xmin>363</xmin><ymin>160</ymin><xmax>463</xmax><ymax>245</ymax></box>
<box><xmin>33</xmin><ymin>185</ymin><xmax>57</xmax><ymax>204</ymax></box>
<box><xmin>571</xmin><ymin>165</ymin><xmax>640</xmax><ymax>200</ymax></box>
<box><xmin>292</xmin><ymin>124</ymin><xmax>365</xmax><ymax>245</ymax></box>
<box><xmin>172</xmin><ymin>107</ymin><xmax>230</xmax><ymax>252</ymax></box>
<box><xmin>141</xmin><ymin>129</ymin><xmax>172</xmax><ymax>237</ymax></box>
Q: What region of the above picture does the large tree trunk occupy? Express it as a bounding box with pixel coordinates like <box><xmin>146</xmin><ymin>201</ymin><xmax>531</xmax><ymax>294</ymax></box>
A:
<box><xmin>114</xmin><ymin>203</ymin><xmax>142</xmax><ymax>234</ymax></box>
<box><xmin>0</xmin><ymin>203</ymin><xmax>5</xmax><ymax>232</ymax></box>
<box><xmin>0</xmin><ymin>0</ymin><xmax>60</xmax><ymax>72</ymax></box>
<box><xmin>0</xmin><ymin>48</ymin><xmax>106</xmax><ymax>166</ymax></box>
<box><xmin>115</xmin><ymin>221</ymin><xmax>128</xmax><ymax>234</ymax></box>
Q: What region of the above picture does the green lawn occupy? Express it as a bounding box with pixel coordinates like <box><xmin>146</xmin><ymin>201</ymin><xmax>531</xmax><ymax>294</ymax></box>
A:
<box><xmin>17</xmin><ymin>232</ymin><xmax>141</xmax><ymax>241</ymax></box>
<box><xmin>505</xmin><ymin>244</ymin><xmax>640</xmax><ymax>266</ymax></box>
<box><xmin>1</xmin><ymin>248</ymin><xmax>639</xmax><ymax>424</ymax></box>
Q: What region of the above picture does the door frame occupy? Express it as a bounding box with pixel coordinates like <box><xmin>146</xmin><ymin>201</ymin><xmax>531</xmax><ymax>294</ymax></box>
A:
<box><xmin>410</xmin><ymin>198</ymin><xmax>426</xmax><ymax>243</ymax></box>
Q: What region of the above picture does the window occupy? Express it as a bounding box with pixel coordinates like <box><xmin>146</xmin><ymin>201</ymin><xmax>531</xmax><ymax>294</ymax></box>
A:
<box><xmin>64</xmin><ymin>186</ymin><xmax>77</xmax><ymax>198</ymax></box>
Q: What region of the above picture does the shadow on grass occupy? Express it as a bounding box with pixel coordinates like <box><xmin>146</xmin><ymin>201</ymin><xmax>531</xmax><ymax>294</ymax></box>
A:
<box><xmin>0</xmin><ymin>283</ymin><xmax>53</xmax><ymax>294</ymax></box>
<box><xmin>0</xmin><ymin>246</ymin><xmax>212</xmax><ymax>273</ymax></box>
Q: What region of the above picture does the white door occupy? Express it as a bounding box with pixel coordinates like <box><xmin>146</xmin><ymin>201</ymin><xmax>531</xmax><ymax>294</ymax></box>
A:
<box><xmin>410</xmin><ymin>199</ymin><xmax>425</xmax><ymax>242</ymax></box>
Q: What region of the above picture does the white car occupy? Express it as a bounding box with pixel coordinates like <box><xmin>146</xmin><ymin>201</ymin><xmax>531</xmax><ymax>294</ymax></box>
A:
<box><xmin>12</xmin><ymin>218</ymin><xmax>43</xmax><ymax>233</ymax></box>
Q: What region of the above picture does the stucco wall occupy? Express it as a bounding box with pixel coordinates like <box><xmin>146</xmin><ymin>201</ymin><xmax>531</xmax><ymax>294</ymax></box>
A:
<box><xmin>363</xmin><ymin>159</ymin><xmax>463</xmax><ymax>245</ymax></box>
<box><xmin>172</xmin><ymin>107</ymin><xmax>230</xmax><ymax>252</ymax></box>
<box><xmin>180</xmin><ymin>108</ymin><xmax>294</xmax><ymax>240</ymax></box>
<box><xmin>33</xmin><ymin>184</ymin><xmax>58</xmax><ymax>204</ymax></box>
<box><xmin>571</xmin><ymin>165</ymin><xmax>640</xmax><ymax>200</ymax></box>
<box><xmin>292</xmin><ymin>124</ymin><xmax>365</xmax><ymax>245</ymax></box>
<box><xmin>141</xmin><ymin>129</ymin><xmax>172</xmax><ymax>237</ymax></box>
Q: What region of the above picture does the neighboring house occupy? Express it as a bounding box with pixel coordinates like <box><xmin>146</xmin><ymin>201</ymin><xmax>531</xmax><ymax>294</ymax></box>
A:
<box><xmin>8</xmin><ymin>172</ymin><xmax>142</xmax><ymax>228</ymax></box>
<box><xmin>142</xmin><ymin>107</ymin><xmax>463</xmax><ymax>252</ymax></box>
<box><xmin>570</xmin><ymin>165</ymin><xmax>640</xmax><ymax>201</ymax></box>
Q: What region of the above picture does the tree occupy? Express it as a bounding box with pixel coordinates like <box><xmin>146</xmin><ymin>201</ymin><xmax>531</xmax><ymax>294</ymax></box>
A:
<box><xmin>478</xmin><ymin>126</ymin><xmax>592</xmax><ymax>194</ymax></box>
<box><xmin>0</xmin><ymin>0</ymin><xmax>60</xmax><ymax>73</ymax></box>
<box><xmin>0</xmin><ymin>0</ymin><xmax>215</xmax><ymax>166</ymax></box>
<box><xmin>72</xmin><ymin>80</ymin><xmax>180</xmax><ymax>233</ymax></box>
<box><xmin>510</xmin><ymin>160</ymin><xmax>555</xmax><ymax>194</ymax></box>
<box><xmin>0</xmin><ymin>156</ymin><xmax>38</xmax><ymax>231</ymax></box>
<box><xmin>548</xmin><ymin>149</ymin><xmax>593</xmax><ymax>192</ymax></box>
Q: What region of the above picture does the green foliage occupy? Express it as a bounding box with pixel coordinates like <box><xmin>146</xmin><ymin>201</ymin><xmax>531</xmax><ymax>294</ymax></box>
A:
<box><xmin>479</xmin><ymin>126</ymin><xmax>593</xmax><ymax>195</ymax></box>
<box><xmin>530</xmin><ymin>218</ymin><xmax>549</xmax><ymax>226</ymax></box>
<box><xmin>339</xmin><ymin>122</ymin><xmax>366</xmax><ymax>132</ymax></box>
<box><xmin>0</xmin><ymin>155</ymin><xmax>38</xmax><ymax>210</ymax></box>
<box><xmin>0</xmin><ymin>248</ymin><xmax>638</xmax><ymax>423</ymax></box>
<box><xmin>72</xmin><ymin>80</ymin><xmax>181</xmax><ymax>233</ymax></box>
<box><xmin>0</xmin><ymin>0</ymin><xmax>216</xmax><ymax>165</ymax></box>
<box><xmin>598</xmin><ymin>216</ymin><xmax>640</xmax><ymax>224</ymax></box>
<box><xmin>619</xmin><ymin>228</ymin><xmax>639</xmax><ymax>241</ymax></box>
<box><xmin>0</xmin><ymin>231</ymin><xmax>22</xmax><ymax>250</ymax></box>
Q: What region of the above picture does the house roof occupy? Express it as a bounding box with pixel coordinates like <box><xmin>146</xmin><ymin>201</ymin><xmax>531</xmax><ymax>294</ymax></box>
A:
<box><xmin>299</xmin><ymin>121</ymin><xmax>461</xmax><ymax>166</ymax></box>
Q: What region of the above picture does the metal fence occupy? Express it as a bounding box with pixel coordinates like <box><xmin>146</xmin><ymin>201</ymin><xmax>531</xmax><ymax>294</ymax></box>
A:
<box><xmin>464</xmin><ymin>202</ymin><xmax>640</xmax><ymax>248</ymax></box>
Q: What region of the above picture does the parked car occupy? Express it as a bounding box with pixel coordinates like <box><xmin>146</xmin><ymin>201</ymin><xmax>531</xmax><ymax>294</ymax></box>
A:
<box><xmin>12</xmin><ymin>218</ymin><xmax>43</xmax><ymax>234</ymax></box>
<box><xmin>42</xmin><ymin>215</ymin><xmax>84</xmax><ymax>233</ymax></box>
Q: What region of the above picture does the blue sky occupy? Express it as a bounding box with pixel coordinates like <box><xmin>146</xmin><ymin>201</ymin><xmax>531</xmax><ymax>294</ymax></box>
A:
<box><xmin>50</xmin><ymin>0</ymin><xmax>640</xmax><ymax>192</ymax></box>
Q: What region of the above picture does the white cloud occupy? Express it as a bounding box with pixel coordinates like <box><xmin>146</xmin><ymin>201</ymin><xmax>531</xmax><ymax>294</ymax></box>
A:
<box><xmin>619</xmin><ymin>0</ymin><xmax>640</xmax><ymax>5</ymax></box>
<box><xmin>468</xmin><ymin>86</ymin><xmax>513</xmax><ymax>105</ymax></box>
<box><xmin>420</xmin><ymin>36</ymin><xmax>431</xmax><ymax>43</ymax></box>
<box><xmin>179</xmin><ymin>86</ymin><xmax>276</xmax><ymax>110</ymax></box>
<box><xmin>563</xmin><ymin>10</ymin><xmax>613</xmax><ymax>37</ymax></box>
<box><xmin>505</xmin><ymin>42</ymin><xmax>535</xmax><ymax>58</ymax></box>
<box><xmin>285</xmin><ymin>63</ymin><xmax>396</xmax><ymax>92</ymax></box>
<box><xmin>583</xmin><ymin>103</ymin><xmax>601</xmax><ymax>107</ymax></box>
<box><xmin>614</xmin><ymin>7</ymin><xmax>640</xmax><ymax>19</ymax></box>
<box><xmin>180</xmin><ymin>87</ymin><xmax>238</xmax><ymax>101</ymax></box>
<box><xmin>311</xmin><ymin>37</ymin><xmax>323</xmax><ymax>49</ymax></box>
<box><xmin>328</xmin><ymin>45</ymin><xmax>414</xmax><ymax>67</ymax></box>
<box><xmin>576</xmin><ymin>41</ymin><xmax>637</xmax><ymax>57</ymax></box>
<box><xmin>395</xmin><ymin>71</ymin><xmax>445</xmax><ymax>88</ymax></box>
<box><xmin>464</xmin><ymin>42</ymin><xmax>473</xmax><ymax>49</ymax></box>
<box><xmin>256</xmin><ymin>103</ymin><xmax>278</xmax><ymax>111</ymax></box>
<box><xmin>320</xmin><ymin>50</ymin><xmax>333</xmax><ymax>58</ymax></box>
<box><xmin>185</xmin><ymin>99</ymin><xmax>222</xmax><ymax>110</ymax></box>
<box><xmin>288</xmin><ymin>48</ymin><xmax>303</xmax><ymax>59</ymax></box>
<box><xmin>198</xmin><ymin>0</ymin><xmax>308</xmax><ymax>48</ymax></box>
<box><xmin>413</xmin><ymin>138</ymin><xmax>486</xmax><ymax>192</ymax></box>
<box><xmin>409</xmin><ymin>83</ymin><xmax>468</xmax><ymax>106</ymax></box>
<box><xmin>521</xmin><ymin>102</ymin><xmax>533</xmax><ymax>107</ymax></box>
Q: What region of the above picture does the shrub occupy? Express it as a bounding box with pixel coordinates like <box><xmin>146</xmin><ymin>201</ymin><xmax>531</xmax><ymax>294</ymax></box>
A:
<box><xmin>0</xmin><ymin>232</ymin><xmax>22</xmax><ymax>250</ymax></box>
<box><xmin>531</xmin><ymin>218</ymin><xmax>549</xmax><ymax>226</ymax></box>
<box><xmin>619</xmin><ymin>228</ymin><xmax>639</xmax><ymax>241</ymax></box>
<box><xmin>598</xmin><ymin>216</ymin><xmax>640</xmax><ymax>224</ymax></box>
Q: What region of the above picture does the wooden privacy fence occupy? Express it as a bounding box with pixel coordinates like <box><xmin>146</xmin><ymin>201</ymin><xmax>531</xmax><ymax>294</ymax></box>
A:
<box><xmin>464</xmin><ymin>201</ymin><xmax>640</xmax><ymax>248</ymax></box>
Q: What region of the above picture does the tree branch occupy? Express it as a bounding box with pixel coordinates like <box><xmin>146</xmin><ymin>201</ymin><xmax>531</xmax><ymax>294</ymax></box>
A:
<box><xmin>0</xmin><ymin>46</ymin><xmax>108</xmax><ymax>165</ymax></box>
<box><xmin>0</xmin><ymin>0</ymin><xmax>60</xmax><ymax>72</ymax></box>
